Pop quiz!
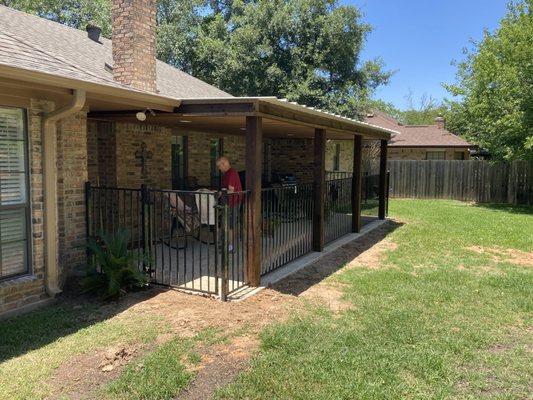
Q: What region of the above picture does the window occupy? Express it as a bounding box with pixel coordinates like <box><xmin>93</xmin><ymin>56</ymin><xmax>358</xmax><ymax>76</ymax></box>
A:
<box><xmin>454</xmin><ymin>151</ymin><xmax>465</xmax><ymax>160</ymax></box>
<box><xmin>0</xmin><ymin>107</ymin><xmax>30</xmax><ymax>279</ymax></box>
<box><xmin>426</xmin><ymin>151</ymin><xmax>445</xmax><ymax>160</ymax></box>
<box><xmin>209</xmin><ymin>138</ymin><xmax>223</xmax><ymax>189</ymax></box>
<box><xmin>333</xmin><ymin>143</ymin><xmax>341</xmax><ymax>171</ymax></box>
<box><xmin>171</xmin><ymin>135</ymin><xmax>188</xmax><ymax>189</ymax></box>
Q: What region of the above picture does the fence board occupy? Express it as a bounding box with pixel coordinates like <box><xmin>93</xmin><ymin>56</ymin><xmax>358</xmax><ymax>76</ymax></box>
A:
<box><xmin>388</xmin><ymin>160</ymin><xmax>532</xmax><ymax>205</ymax></box>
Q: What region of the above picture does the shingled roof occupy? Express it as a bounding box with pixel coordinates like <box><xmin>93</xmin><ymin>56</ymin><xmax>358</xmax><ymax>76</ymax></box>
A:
<box><xmin>364</xmin><ymin>111</ymin><xmax>471</xmax><ymax>148</ymax></box>
<box><xmin>0</xmin><ymin>5</ymin><xmax>231</xmax><ymax>99</ymax></box>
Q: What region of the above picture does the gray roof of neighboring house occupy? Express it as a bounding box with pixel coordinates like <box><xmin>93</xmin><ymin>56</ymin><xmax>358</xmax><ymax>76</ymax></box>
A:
<box><xmin>0</xmin><ymin>5</ymin><xmax>232</xmax><ymax>99</ymax></box>
<box><xmin>364</xmin><ymin>111</ymin><xmax>471</xmax><ymax>147</ymax></box>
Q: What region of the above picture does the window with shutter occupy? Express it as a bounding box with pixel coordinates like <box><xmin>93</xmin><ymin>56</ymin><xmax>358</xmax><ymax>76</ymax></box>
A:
<box><xmin>0</xmin><ymin>107</ymin><xmax>30</xmax><ymax>279</ymax></box>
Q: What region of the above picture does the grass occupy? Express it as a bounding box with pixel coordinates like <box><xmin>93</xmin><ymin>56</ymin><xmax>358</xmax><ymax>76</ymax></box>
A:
<box><xmin>0</xmin><ymin>302</ymin><xmax>170</xmax><ymax>400</ymax></box>
<box><xmin>1</xmin><ymin>200</ymin><xmax>531</xmax><ymax>399</ymax></box>
<box><xmin>105</xmin><ymin>337</ymin><xmax>194</xmax><ymax>400</ymax></box>
<box><xmin>217</xmin><ymin>200</ymin><xmax>533</xmax><ymax>399</ymax></box>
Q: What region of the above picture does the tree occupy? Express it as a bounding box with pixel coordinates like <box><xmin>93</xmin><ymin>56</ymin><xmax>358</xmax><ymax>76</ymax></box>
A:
<box><xmin>3</xmin><ymin>0</ymin><xmax>391</xmax><ymax>120</ymax></box>
<box><xmin>444</xmin><ymin>0</ymin><xmax>533</xmax><ymax>160</ymax></box>
<box><xmin>401</xmin><ymin>91</ymin><xmax>447</xmax><ymax>125</ymax></box>
<box><xmin>1</xmin><ymin>0</ymin><xmax>111</xmax><ymax>36</ymax></box>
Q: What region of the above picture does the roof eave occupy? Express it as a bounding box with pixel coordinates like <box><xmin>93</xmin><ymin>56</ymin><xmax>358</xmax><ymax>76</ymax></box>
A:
<box><xmin>0</xmin><ymin>63</ymin><xmax>181</xmax><ymax>112</ymax></box>
<box><xmin>177</xmin><ymin>97</ymin><xmax>398</xmax><ymax>140</ymax></box>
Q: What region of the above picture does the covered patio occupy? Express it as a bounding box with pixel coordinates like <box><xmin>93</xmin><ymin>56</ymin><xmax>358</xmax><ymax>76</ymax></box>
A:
<box><xmin>87</xmin><ymin>96</ymin><xmax>395</xmax><ymax>298</ymax></box>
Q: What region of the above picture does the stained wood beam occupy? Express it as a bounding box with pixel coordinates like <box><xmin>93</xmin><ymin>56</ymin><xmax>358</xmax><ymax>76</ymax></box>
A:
<box><xmin>245</xmin><ymin>116</ymin><xmax>262</xmax><ymax>286</ymax></box>
<box><xmin>378</xmin><ymin>139</ymin><xmax>388</xmax><ymax>219</ymax></box>
<box><xmin>352</xmin><ymin>135</ymin><xmax>363</xmax><ymax>232</ymax></box>
<box><xmin>313</xmin><ymin>128</ymin><xmax>326</xmax><ymax>251</ymax></box>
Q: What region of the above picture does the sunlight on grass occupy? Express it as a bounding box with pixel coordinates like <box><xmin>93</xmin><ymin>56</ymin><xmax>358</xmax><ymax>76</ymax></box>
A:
<box><xmin>105</xmin><ymin>337</ymin><xmax>194</xmax><ymax>400</ymax></box>
<box><xmin>0</xmin><ymin>304</ymin><xmax>170</xmax><ymax>400</ymax></box>
<box><xmin>217</xmin><ymin>200</ymin><xmax>533</xmax><ymax>399</ymax></box>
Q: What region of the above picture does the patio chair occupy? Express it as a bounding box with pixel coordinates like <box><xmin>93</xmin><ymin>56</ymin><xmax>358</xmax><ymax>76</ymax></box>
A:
<box><xmin>164</xmin><ymin>191</ymin><xmax>216</xmax><ymax>249</ymax></box>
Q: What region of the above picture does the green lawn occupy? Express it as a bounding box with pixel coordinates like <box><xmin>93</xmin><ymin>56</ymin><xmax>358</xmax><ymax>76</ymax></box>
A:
<box><xmin>1</xmin><ymin>200</ymin><xmax>531</xmax><ymax>399</ymax></box>
<box><xmin>217</xmin><ymin>200</ymin><xmax>533</xmax><ymax>399</ymax></box>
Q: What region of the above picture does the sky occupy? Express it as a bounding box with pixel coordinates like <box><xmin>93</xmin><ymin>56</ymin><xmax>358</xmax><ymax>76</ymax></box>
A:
<box><xmin>344</xmin><ymin>0</ymin><xmax>509</xmax><ymax>110</ymax></box>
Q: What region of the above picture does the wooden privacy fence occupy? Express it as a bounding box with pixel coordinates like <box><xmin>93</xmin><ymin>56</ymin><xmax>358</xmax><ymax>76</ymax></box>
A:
<box><xmin>387</xmin><ymin>160</ymin><xmax>533</xmax><ymax>205</ymax></box>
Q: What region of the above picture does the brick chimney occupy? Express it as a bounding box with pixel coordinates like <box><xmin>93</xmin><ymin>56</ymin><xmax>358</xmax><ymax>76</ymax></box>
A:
<box><xmin>435</xmin><ymin>116</ymin><xmax>445</xmax><ymax>129</ymax></box>
<box><xmin>111</xmin><ymin>0</ymin><xmax>157</xmax><ymax>92</ymax></box>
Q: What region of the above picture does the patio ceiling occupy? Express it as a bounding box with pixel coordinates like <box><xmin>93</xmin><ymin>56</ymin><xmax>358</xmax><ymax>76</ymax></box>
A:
<box><xmin>89</xmin><ymin>97</ymin><xmax>398</xmax><ymax>141</ymax></box>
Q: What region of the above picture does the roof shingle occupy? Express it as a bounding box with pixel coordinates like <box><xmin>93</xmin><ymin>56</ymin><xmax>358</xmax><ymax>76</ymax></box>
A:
<box><xmin>364</xmin><ymin>111</ymin><xmax>471</xmax><ymax>147</ymax></box>
<box><xmin>0</xmin><ymin>5</ymin><xmax>232</xmax><ymax>99</ymax></box>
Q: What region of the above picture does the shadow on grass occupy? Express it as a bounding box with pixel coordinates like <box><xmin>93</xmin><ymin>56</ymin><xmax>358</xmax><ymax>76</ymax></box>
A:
<box><xmin>0</xmin><ymin>285</ymin><xmax>166</xmax><ymax>363</ymax></box>
<box><xmin>473</xmin><ymin>203</ymin><xmax>533</xmax><ymax>215</ymax></box>
<box><xmin>271</xmin><ymin>219</ymin><xmax>403</xmax><ymax>297</ymax></box>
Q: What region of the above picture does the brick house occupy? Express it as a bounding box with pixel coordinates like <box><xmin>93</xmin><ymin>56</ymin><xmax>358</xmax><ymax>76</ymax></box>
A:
<box><xmin>364</xmin><ymin>111</ymin><xmax>472</xmax><ymax>161</ymax></box>
<box><xmin>0</xmin><ymin>2</ymin><xmax>395</xmax><ymax>316</ymax></box>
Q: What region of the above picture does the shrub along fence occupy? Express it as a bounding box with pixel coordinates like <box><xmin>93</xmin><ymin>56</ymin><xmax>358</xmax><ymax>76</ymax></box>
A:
<box><xmin>387</xmin><ymin>160</ymin><xmax>533</xmax><ymax>205</ymax></box>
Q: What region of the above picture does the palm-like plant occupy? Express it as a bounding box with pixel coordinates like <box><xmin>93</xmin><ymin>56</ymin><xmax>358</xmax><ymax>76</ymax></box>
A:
<box><xmin>83</xmin><ymin>229</ymin><xmax>148</xmax><ymax>299</ymax></box>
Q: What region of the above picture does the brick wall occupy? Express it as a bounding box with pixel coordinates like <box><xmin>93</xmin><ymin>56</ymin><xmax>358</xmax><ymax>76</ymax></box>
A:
<box><xmin>57</xmin><ymin>111</ymin><xmax>89</xmax><ymax>279</ymax></box>
<box><xmin>0</xmin><ymin>99</ymin><xmax>48</xmax><ymax>315</ymax></box>
<box><xmin>115</xmin><ymin>123</ymin><xmax>172</xmax><ymax>189</ymax></box>
<box><xmin>269</xmin><ymin>138</ymin><xmax>315</xmax><ymax>183</ymax></box>
<box><xmin>87</xmin><ymin>120</ymin><xmax>117</xmax><ymax>186</ymax></box>
<box><xmin>326</xmin><ymin>139</ymin><xmax>353</xmax><ymax>172</ymax></box>
<box><xmin>87</xmin><ymin>121</ymin><xmax>173</xmax><ymax>189</ymax></box>
<box><xmin>111</xmin><ymin>0</ymin><xmax>157</xmax><ymax>92</ymax></box>
<box><xmin>187</xmin><ymin>132</ymin><xmax>246</xmax><ymax>187</ymax></box>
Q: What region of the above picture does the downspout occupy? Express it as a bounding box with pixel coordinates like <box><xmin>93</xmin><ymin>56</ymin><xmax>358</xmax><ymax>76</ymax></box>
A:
<box><xmin>42</xmin><ymin>89</ymin><xmax>86</xmax><ymax>296</ymax></box>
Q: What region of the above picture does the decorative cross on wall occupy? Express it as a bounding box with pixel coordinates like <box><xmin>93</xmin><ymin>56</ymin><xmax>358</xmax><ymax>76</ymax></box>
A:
<box><xmin>135</xmin><ymin>142</ymin><xmax>153</xmax><ymax>178</ymax></box>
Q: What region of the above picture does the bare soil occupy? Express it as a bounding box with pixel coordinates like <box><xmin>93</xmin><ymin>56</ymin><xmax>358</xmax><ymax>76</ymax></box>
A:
<box><xmin>468</xmin><ymin>246</ymin><xmax>533</xmax><ymax>267</ymax></box>
<box><xmin>47</xmin><ymin>221</ymin><xmax>397</xmax><ymax>399</ymax></box>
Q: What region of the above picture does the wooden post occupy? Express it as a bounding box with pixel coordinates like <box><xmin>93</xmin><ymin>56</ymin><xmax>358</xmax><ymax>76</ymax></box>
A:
<box><xmin>352</xmin><ymin>135</ymin><xmax>363</xmax><ymax>232</ymax></box>
<box><xmin>378</xmin><ymin>139</ymin><xmax>388</xmax><ymax>219</ymax></box>
<box><xmin>313</xmin><ymin>128</ymin><xmax>326</xmax><ymax>251</ymax></box>
<box><xmin>245</xmin><ymin>116</ymin><xmax>262</xmax><ymax>286</ymax></box>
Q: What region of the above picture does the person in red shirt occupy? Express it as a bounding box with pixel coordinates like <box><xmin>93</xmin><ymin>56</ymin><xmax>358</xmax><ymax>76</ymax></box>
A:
<box><xmin>216</xmin><ymin>157</ymin><xmax>243</xmax><ymax>252</ymax></box>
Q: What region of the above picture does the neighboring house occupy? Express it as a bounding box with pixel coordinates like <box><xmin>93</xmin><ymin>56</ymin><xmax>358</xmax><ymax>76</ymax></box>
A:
<box><xmin>364</xmin><ymin>111</ymin><xmax>472</xmax><ymax>160</ymax></box>
<box><xmin>0</xmin><ymin>2</ymin><xmax>395</xmax><ymax>315</ymax></box>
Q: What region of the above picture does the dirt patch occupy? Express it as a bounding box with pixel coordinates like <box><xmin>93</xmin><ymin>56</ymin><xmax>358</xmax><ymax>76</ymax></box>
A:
<box><xmin>47</xmin><ymin>344</ymin><xmax>142</xmax><ymax>400</ymax></box>
<box><xmin>47</xmin><ymin>220</ymin><xmax>399</xmax><ymax>399</ymax></box>
<box><xmin>467</xmin><ymin>246</ymin><xmax>533</xmax><ymax>267</ymax></box>
<box><xmin>177</xmin><ymin>335</ymin><xmax>259</xmax><ymax>400</ymax></box>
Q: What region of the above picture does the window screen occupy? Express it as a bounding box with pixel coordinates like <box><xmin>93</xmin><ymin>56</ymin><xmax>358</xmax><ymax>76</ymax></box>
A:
<box><xmin>426</xmin><ymin>151</ymin><xmax>446</xmax><ymax>160</ymax></box>
<box><xmin>0</xmin><ymin>107</ymin><xmax>29</xmax><ymax>279</ymax></box>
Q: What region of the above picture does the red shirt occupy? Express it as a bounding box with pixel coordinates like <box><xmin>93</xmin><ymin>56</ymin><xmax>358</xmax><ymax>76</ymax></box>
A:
<box><xmin>221</xmin><ymin>168</ymin><xmax>242</xmax><ymax>206</ymax></box>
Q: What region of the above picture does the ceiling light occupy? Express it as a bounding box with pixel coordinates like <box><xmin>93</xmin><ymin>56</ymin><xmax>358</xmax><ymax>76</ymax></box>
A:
<box><xmin>136</xmin><ymin>111</ymin><xmax>147</xmax><ymax>122</ymax></box>
<box><xmin>179</xmin><ymin>120</ymin><xmax>192</xmax><ymax>123</ymax></box>
<box><xmin>136</xmin><ymin>108</ymin><xmax>156</xmax><ymax>122</ymax></box>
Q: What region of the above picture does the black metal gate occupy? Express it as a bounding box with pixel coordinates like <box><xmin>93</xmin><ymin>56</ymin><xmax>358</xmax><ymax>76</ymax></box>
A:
<box><xmin>85</xmin><ymin>183</ymin><xmax>250</xmax><ymax>298</ymax></box>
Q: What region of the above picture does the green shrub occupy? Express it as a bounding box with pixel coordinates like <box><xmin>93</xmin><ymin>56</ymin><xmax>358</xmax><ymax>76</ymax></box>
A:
<box><xmin>83</xmin><ymin>229</ymin><xmax>148</xmax><ymax>299</ymax></box>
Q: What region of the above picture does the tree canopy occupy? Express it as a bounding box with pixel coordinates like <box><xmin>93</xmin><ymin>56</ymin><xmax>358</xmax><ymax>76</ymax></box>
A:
<box><xmin>444</xmin><ymin>0</ymin><xmax>533</xmax><ymax>160</ymax></box>
<box><xmin>2</xmin><ymin>0</ymin><xmax>391</xmax><ymax>119</ymax></box>
<box><xmin>367</xmin><ymin>93</ymin><xmax>448</xmax><ymax>126</ymax></box>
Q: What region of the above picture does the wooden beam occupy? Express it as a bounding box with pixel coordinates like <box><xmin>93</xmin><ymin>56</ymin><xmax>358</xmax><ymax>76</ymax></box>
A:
<box><xmin>245</xmin><ymin>116</ymin><xmax>263</xmax><ymax>286</ymax></box>
<box><xmin>175</xmin><ymin>102</ymin><xmax>256</xmax><ymax>116</ymax></box>
<box><xmin>313</xmin><ymin>128</ymin><xmax>326</xmax><ymax>251</ymax></box>
<box><xmin>352</xmin><ymin>135</ymin><xmax>363</xmax><ymax>232</ymax></box>
<box><xmin>378</xmin><ymin>139</ymin><xmax>388</xmax><ymax>219</ymax></box>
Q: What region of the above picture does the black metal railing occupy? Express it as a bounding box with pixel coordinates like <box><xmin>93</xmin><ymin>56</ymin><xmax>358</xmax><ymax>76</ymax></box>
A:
<box><xmin>324</xmin><ymin>177</ymin><xmax>353</xmax><ymax>244</ymax></box>
<box><xmin>261</xmin><ymin>183</ymin><xmax>314</xmax><ymax>275</ymax></box>
<box><xmin>86</xmin><ymin>183</ymin><xmax>249</xmax><ymax>299</ymax></box>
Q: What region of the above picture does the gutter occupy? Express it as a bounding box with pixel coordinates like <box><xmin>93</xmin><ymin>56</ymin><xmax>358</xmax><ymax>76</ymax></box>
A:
<box><xmin>42</xmin><ymin>89</ymin><xmax>86</xmax><ymax>296</ymax></box>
